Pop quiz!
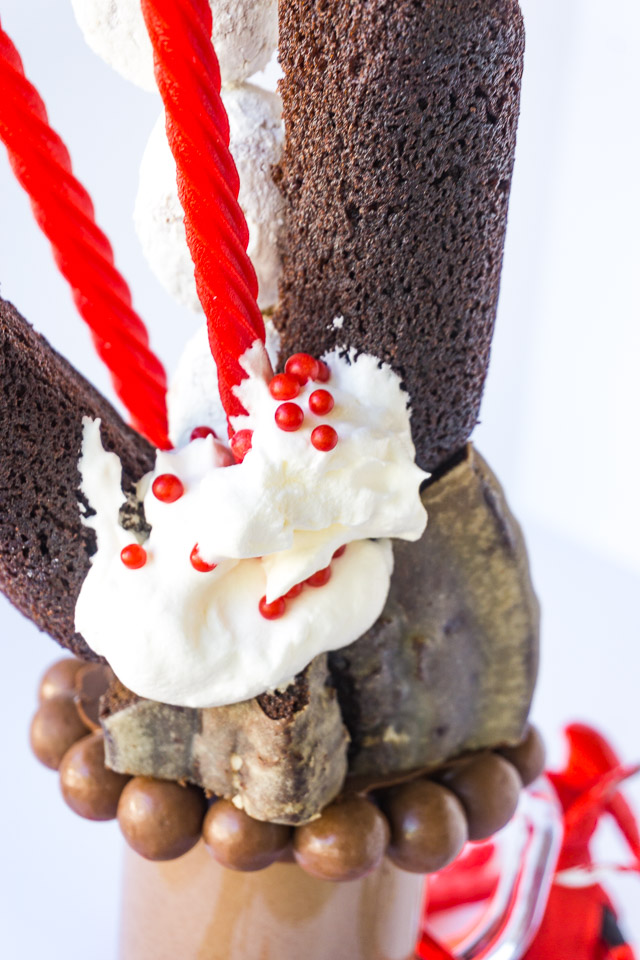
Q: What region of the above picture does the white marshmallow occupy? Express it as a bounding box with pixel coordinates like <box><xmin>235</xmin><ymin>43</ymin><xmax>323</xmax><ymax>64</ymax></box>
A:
<box><xmin>134</xmin><ymin>85</ymin><xmax>284</xmax><ymax>311</ymax></box>
<box><xmin>71</xmin><ymin>0</ymin><xmax>278</xmax><ymax>89</ymax></box>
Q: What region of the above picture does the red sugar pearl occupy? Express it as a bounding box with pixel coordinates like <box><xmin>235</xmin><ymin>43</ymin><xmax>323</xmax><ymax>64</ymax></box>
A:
<box><xmin>315</xmin><ymin>359</ymin><xmax>331</xmax><ymax>383</ymax></box>
<box><xmin>121</xmin><ymin>544</ymin><xmax>147</xmax><ymax>569</ymax></box>
<box><xmin>152</xmin><ymin>473</ymin><xmax>184</xmax><ymax>503</ymax></box>
<box><xmin>269</xmin><ymin>373</ymin><xmax>301</xmax><ymax>401</ymax></box>
<box><xmin>333</xmin><ymin>545</ymin><xmax>347</xmax><ymax>559</ymax></box>
<box><xmin>275</xmin><ymin>402</ymin><xmax>304</xmax><ymax>432</ymax></box>
<box><xmin>259</xmin><ymin>596</ymin><xmax>287</xmax><ymax>620</ymax></box>
<box><xmin>308</xmin><ymin>389</ymin><xmax>334</xmax><ymax>416</ymax></box>
<box><xmin>284</xmin><ymin>583</ymin><xmax>304</xmax><ymax>600</ymax></box>
<box><xmin>230</xmin><ymin>430</ymin><xmax>253</xmax><ymax>462</ymax></box>
<box><xmin>285</xmin><ymin>353</ymin><xmax>320</xmax><ymax>385</ymax></box>
<box><xmin>306</xmin><ymin>566</ymin><xmax>332</xmax><ymax>588</ymax></box>
<box><xmin>190</xmin><ymin>545</ymin><xmax>217</xmax><ymax>573</ymax></box>
<box><xmin>311</xmin><ymin>425</ymin><xmax>338</xmax><ymax>452</ymax></box>
<box><xmin>190</xmin><ymin>425</ymin><xmax>217</xmax><ymax>441</ymax></box>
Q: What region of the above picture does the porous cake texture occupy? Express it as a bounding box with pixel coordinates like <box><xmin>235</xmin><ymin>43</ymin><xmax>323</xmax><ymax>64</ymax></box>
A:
<box><xmin>275</xmin><ymin>0</ymin><xmax>525</xmax><ymax>471</ymax></box>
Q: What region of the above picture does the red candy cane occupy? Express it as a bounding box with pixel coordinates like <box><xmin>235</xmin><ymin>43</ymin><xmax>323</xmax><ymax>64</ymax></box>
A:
<box><xmin>0</xmin><ymin>19</ymin><xmax>170</xmax><ymax>450</ymax></box>
<box><xmin>141</xmin><ymin>0</ymin><xmax>269</xmax><ymax>424</ymax></box>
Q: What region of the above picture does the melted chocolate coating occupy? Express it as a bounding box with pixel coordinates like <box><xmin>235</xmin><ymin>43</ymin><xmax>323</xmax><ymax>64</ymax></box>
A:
<box><xmin>384</xmin><ymin>779</ymin><xmax>468</xmax><ymax>874</ymax></box>
<box><xmin>439</xmin><ymin>752</ymin><xmax>522</xmax><ymax>840</ymax></box>
<box><xmin>498</xmin><ymin>724</ymin><xmax>546</xmax><ymax>787</ymax></box>
<box><xmin>59</xmin><ymin>732</ymin><xmax>130</xmax><ymax>821</ymax></box>
<box><xmin>38</xmin><ymin>658</ymin><xmax>84</xmax><ymax>703</ymax></box>
<box><xmin>293</xmin><ymin>797</ymin><xmax>390</xmax><ymax>882</ymax></box>
<box><xmin>203</xmin><ymin>800</ymin><xmax>291</xmax><ymax>872</ymax></box>
<box><xmin>118</xmin><ymin>777</ymin><xmax>207</xmax><ymax>862</ymax></box>
<box><xmin>30</xmin><ymin>695</ymin><xmax>89</xmax><ymax>770</ymax></box>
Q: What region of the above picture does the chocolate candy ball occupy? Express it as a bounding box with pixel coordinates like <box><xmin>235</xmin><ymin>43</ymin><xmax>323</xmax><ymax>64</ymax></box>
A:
<box><xmin>293</xmin><ymin>797</ymin><xmax>390</xmax><ymax>882</ymax></box>
<box><xmin>497</xmin><ymin>726</ymin><xmax>546</xmax><ymax>787</ymax></box>
<box><xmin>59</xmin><ymin>732</ymin><xmax>130</xmax><ymax>821</ymax></box>
<box><xmin>118</xmin><ymin>777</ymin><xmax>207</xmax><ymax>862</ymax></box>
<box><xmin>74</xmin><ymin>663</ymin><xmax>113</xmax><ymax>731</ymax></box>
<box><xmin>203</xmin><ymin>800</ymin><xmax>290</xmax><ymax>872</ymax></box>
<box><xmin>30</xmin><ymin>695</ymin><xmax>89</xmax><ymax>770</ymax></box>
<box><xmin>442</xmin><ymin>753</ymin><xmax>522</xmax><ymax>841</ymax></box>
<box><xmin>38</xmin><ymin>658</ymin><xmax>84</xmax><ymax>702</ymax></box>
<box><xmin>384</xmin><ymin>779</ymin><xmax>468</xmax><ymax>874</ymax></box>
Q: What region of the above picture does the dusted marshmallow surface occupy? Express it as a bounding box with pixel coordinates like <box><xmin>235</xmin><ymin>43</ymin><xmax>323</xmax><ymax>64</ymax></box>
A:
<box><xmin>71</xmin><ymin>0</ymin><xmax>278</xmax><ymax>89</ymax></box>
<box><xmin>75</xmin><ymin>344</ymin><xmax>428</xmax><ymax>708</ymax></box>
<box><xmin>135</xmin><ymin>87</ymin><xmax>284</xmax><ymax>312</ymax></box>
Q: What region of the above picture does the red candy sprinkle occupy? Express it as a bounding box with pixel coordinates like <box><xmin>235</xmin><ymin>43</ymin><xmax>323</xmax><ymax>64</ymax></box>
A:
<box><xmin>275</xmin><ymin>402</ymin><xmax>304</xmax><ymax>432</ymax></box>
<box><xmin>259</xmin><ymin>596</ymin><xmax>287</xmax><ymax>620</ymax></box>
<box><xmin>306</xmin><ymin>566</ymin><xmax>332</xmax><ymax>588</ymax></box>
<box><xmin>285</xmin><ymin>353</ymin><xmax>320</xmax><ymax>385</ymax></box>
<box><xmin>190</xmin><ymin>545</ymin><xmax>217</xmax><ymax>573</ymax></box>
<box><xmin>190</xmin><ymin>425</ymin><xmax>217</xmax><ymax>441</ymax></box>
<box><xmin>316</xmin><ymin>360</ymin><xmax>331</xmax><ymax>383</ymax></box>
<box><xmin>152</xmin><ymin>473</ymin><xmax>184</xmax><ymax>503</ymax></box>
<box><xmin>308</xmin><ymin>389</ymin><xmax>334</xmax><ymax>416</ymax></box>
<box><xmin>311</xmin><ymin>425</ymin><xmax>338</xmax><ymax>452</ymax></box>
<box><xmin>121</xmin><ymin>544</ymin><xmax>147</xmax><ymax>569</ymax></box>
<box><xmin>284</xmin><ymin>583</ymin><xmax>304</xmax><ymax>600</ymax></box>
<box><xmin>333</xmin><ymin>545</ymin><xmax>347</xmax><ymax>559</ymax></box>
<box><xmin>230</xmin><ymin>430</ymin><xmax>253</xmax><ymax>462</ymax></box>
<box><xmin>269</xmin><ymin>373</ymin><xmax>301</xmax><ymax>401</ymax></box>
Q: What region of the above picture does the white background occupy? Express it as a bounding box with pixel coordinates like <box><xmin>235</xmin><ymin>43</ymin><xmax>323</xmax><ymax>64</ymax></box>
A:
<box><xmin>0</xmin><ymin>0</ymin><xmax>638</xmax><ymax>955</ymax></box>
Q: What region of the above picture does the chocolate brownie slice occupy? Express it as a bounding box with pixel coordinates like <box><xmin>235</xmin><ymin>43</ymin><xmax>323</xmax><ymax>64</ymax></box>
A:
<box><xmin>0</xmin><ymin>296</ymin><xmax>155</xmax><ymax>659</ymax></box>
<box><xmin>275</xmin><ymin>0</ymin><xmax>524</xmax><ymax>472</ymax></box>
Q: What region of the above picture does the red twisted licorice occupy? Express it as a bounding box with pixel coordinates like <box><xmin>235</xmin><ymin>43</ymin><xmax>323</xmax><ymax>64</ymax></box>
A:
<box><xmin>0</xmin><ymin>19</ymin><xmax>170</xmax><ymax>450</ymax></box>
<box><xmin>141</xmin><ymin>0</ymin><xmax>268</xmax><ymax>424</ymax></box>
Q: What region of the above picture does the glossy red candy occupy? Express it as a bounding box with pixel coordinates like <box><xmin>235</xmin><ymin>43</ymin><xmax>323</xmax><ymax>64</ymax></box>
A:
<box><xmin>315</xmin><ymin>359</ymin><xmax>331</xmax><ymax>383</ymax></box>
<box><xmin>152</xmin><ymin>474</ymin><xmax>184</xmax><ymax>503</ymax></box>
<box><xmin>275</xmin><ymin>402</ymin><xmax>304</xmax><ymax>432</ymax></box>
<box><xmin>284</xmin><ymin>583</ymin><xmax>304</xmax><ymax>600</ymax></box>
<box><xmin>269</xmin><ymin>373</ymin><xmax>301</xmax><ymax>401</ymax></box>
<box><xmin>190</xmin><ymin>545</ymin><xmax>217</xmax><ymax>573</ymax></box>
<box><xmin>230</xmin><ymin>430</ymin><xmax>253</xmax><ymax>462</ymax></box>
<box><xmin>259</xmin><ymin>596</ymin><xmax>287</xmax><ymax>620</ymax></box>
<box><xmin>121</xmin><ymin>544</ymin><xmax>147</xmax><ymax>569</ymax></box>
<box><xmin>311</xmin><ymin>425</ymin><xmax>338</xmax><ymax>452</ymax></box>
<box><xmin>285</xmin><ymin>353</ymin><xmax>320</xmax><ymax>385</ymax></box>
<box><xmin>306</xmin><ymin>566</ymin><xmax>332</xmax><ymax>588</ymax></box>
<box><xmin>308</xmin><ymin>390</ymin><xmax>334</xmax><ymax>416</ymax></box>
<box><xmin>190</xmin><ymin>425</ymin><xmax>217</xmax><ymax>441</ymax></box>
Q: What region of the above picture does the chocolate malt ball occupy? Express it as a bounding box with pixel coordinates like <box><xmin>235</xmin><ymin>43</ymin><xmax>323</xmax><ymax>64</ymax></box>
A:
<box><xmin>384</xmin><ymin>779</ymin><xmax>468</xmax><ymax>874</ymax></box>
<box><xmin>118</xmin><ymin>777</ymin><xmax>207</xmax><ymax>862</ymax></box>
<box><xmin>59</xmin><ymin>732</ymin><xmax>130</xmax><ymax>821</ymax></box>
<box><xmin>442</xmin><ymin>753</ymin><xmax>522</xmax><ymax>841</ymax></box>
<box><xmin>74</xmin><ymin>663</ymin><xmax>113</xmax><ymax>731</ymax></box>
<box><xmin>30</xmin><ymin>694</ymin><xmax>89</xmax><ymax>770</ymax></box>
<box><xmin>497</xmin><ymin>725</ymin><xmax>546</xmax><ymax>787</ymax></box>
<box><xmin>203</xmin><ymin>800</ymin><xmax>291</xmax><ymax>872</ymax></box>
<box><xmin>293</xmin><ymin>797</ymin><xmax>390</xmax><ymax>882</ymax></box>
<box><xmin>38</xmin><ymin>658</ymin><xmax>84</xmax><ymax>703</ymax></box>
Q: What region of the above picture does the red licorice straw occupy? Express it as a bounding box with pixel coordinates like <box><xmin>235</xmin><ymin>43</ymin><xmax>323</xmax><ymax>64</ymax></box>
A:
<box><xmin>0</xmin><ymin>18</ymin><xmax>170</xmax><ymax>450</ymax></box>
<box><xmin>141</xmin><ymin>0</ymin><xmax>268</xmax><ymax>424</ymax></box>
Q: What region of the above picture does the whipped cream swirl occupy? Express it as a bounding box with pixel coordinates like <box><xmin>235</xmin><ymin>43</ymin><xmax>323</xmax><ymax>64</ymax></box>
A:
<box><xmin>75</xmin><ymin>342</ymin><xmax>428</xmax><ymax>708</ymax></box>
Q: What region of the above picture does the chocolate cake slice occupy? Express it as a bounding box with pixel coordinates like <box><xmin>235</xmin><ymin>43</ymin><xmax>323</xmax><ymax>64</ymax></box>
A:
<box><xmin>0</xmin><ymin>296</ymin><xmax>154</xmax><ymax>659</ymax></box>
<box><xmin>275</xmin><ymin>0</ymin><xmax>524</xmax><ymax>472</ymax></box>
